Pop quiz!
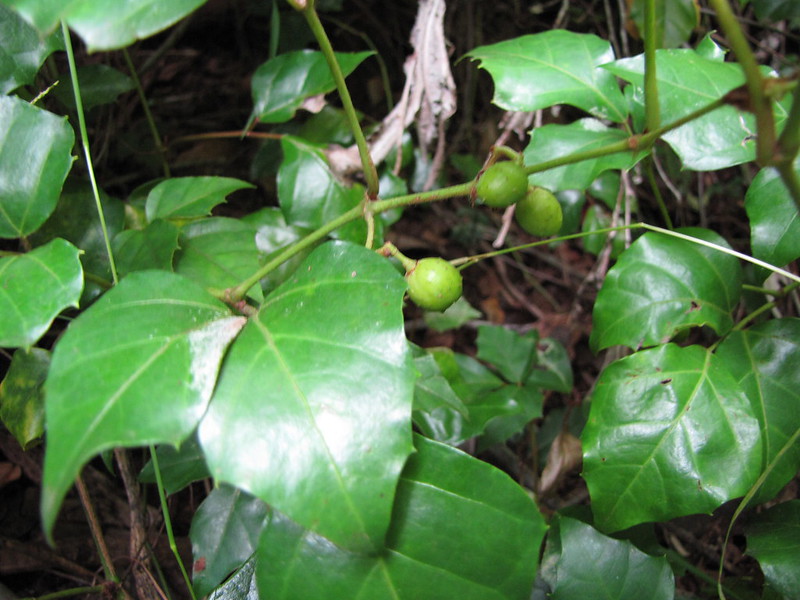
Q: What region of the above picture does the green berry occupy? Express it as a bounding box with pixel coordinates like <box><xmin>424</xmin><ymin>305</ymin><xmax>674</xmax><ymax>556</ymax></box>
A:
<box><xmin>405</xmin><ymin>257</ymin><xmax>463</xmax><ymax>312</ymax></box>
<box><xmin>515</xmin><ymin>187</ymin><xmax>563</xmax><ymax>237</ymax></box>
<box><xmin>476</xmin><ymin>162</ymin><xmax>529</xmax><ymax>208</ymax></box>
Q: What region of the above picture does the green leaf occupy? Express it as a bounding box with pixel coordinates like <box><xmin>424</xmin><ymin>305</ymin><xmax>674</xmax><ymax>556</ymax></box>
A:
<box><xmin>411</xmin><ymin>351</ymin><xmax>469</xmax><ymax>446</ymax></box>
<box><xmin>448</xmin><ymin>354</ymin><xmax>544</xmax><ymax>447</ymax></box>
<box><xmin>174</xmin><ymin>217</ymin><xmax>263</xmax><ymax>301</ymax></box>
<box><xmin>715</xmin><ymin>319</ymin><xmax>800</xmax><ymax>502</ymax></box>
<box><xmin>0</xmin><ymin>238</ymin><xmax>82</xmax><ymax>348</ymax></box>
<box><xmin>145</xmin><ymin>176</ymin><xmax>254</xmax><ymax>222</ymax></box>
<box><xmin>113</xmin><ymin>219</ymin><xmax>180</xmax><ymax>277</ymax></box>
<box><xmin>744</xmin><ymin>158</ymin><xmax>800</xmax><ymax>269</ymax></box>
<box><xmin>524</xmin><ymin>119</ymin><xmax>641</xmax><ymax>192</ymax></box>
<box><xmin>422</xmin><ymin>296</ymin><xmax>482</xmax><ymax>332</ymax></box>
<box><xmin>527</xmin><ymin>336</ymin><xmax>574</xmax><ymax>394</ymax></box>
<box><xmin>0</xmin><ymin>96</ymin><xmax>75</xmax><ymax>238</ymax></box>
<box><xmin>1</xmin><ymin>0</ymin><xmax>209</xmax><ymax>51</ymax></box>
<box><xmin>191</xmin><ymin>485</ymin><xmax>269</xmax><ymax>598</ymax></box>
<box><xmin>590</xmin><ymin>229</ymin><xmax>742</xmax><ymax>352</ymax></box>
<box><xmin>242</xmin><ymin>207</ymin><xmax>314</xmax><ymax>293</ymax></box>
<box><xmin>477</xmin><ymin>325</ymin><xmax>539</xmax><ymax>384</ymax></box>
<box><xmin>198</xmin><ymin>241</ymin><xmax>415</xmax><ymax>553</ymax></box>
<box><xmin>603</xmin><ymin>50</ymin><xmax>784</xmax><ymax>170</ymax></box>
<box><xmin>745</xmin><ymin>501</ymin><xmax>800</xmax><ymax>600</ymax></box>
<box><xmin>582</xmin><ymin>344</ymin><xmax>762</xmax><ymax>532</ymax></box>
<box><xmin>256</xmin><ymin>435</ymin><xmax>547</xmax><ymax>600</ymax></box>
<box><xmin>42</xmin><ymin>271</ymin><xmax>245</xmax><ymax>539</ymax></box>
<box><xmin>250</xmin><ymin>50</ymin><xmax>372</xmax><ymax>124</ymax></box>
<box><xmin>138</xmin><ymin>434</ymin><xmax>210</xmax><ymax>494</ymax></box>
<box><xmin>581</xmin><ymin>204</ymin><xmax>624</xmax><ymax>258</ymax></box>
<box><xmin>0</xmin><ymin>347</ymin><xmax>49</xmax><ymax>449</ymax></box>
<box><xmin>0</xmin><ymin>3</ymin><xmax>62</xmax><ymax>94</ymax></box>
<box><xmin>747</xmin><ymin>0</ymin><xmax>800</xmax><ymax>21</ymax></box>
<box><xmin>208</xmin><ymin>555</ymin><xmax>258</xmax><ymax>600</ymax></box>
<box><xmin>29</xmin><ymin>180</ymin><xmax>125</xmax><ymax>301</ymax></box>
<box><xmin>277</xmin><ymin>136</ymin><xmax>366</xmax><ymax>242</ymax></box>
<box><xmin>628</xmin><ymin>0</ymin><xmax>699</xmax><ymax>48</ymax></box>
<box><xmin>52</xmin><ymin>64</ymin><xmax>134</xmax><ymax>111</ymax></box>
<box><xmin>543</xmin><ymin>517</ymin><xmax>675</xmax><ymax>600</ymax></box>
<box><xmin>467</xmin><ymin>30</ymin><xmax>628</xmax><ymax>123</ymax></box>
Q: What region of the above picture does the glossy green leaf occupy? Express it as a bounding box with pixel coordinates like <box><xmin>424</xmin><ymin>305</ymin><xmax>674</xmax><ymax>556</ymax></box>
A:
<box><xmin>527</xmin><ymin>336</ymin><xmax>574</xmax><ymax>394</ymax></box>
<box><xmin>543</xmin><ymin>517</ymin><xmax>674</xmax><ymax>600</ymax></box>
<box><xmin>138</xmin><ymin>434</ymin><xmax>210</xmax><ymax>494</ymax></box>
<box><xmin>449</xmin><ymin>354</ymin><xmax>543</xmax><ymax>447</ymax></box>
<box><xmin>745</xmin><ymin>501</ymin><xmax>800</xmax><ymax>600</ymax></box>
<box><xmin>477</xmin><ymin>325</ymin><xmax>538</xmax><ymax>384</ymax></box>
<box><xmin>209</xmin><ymin>555</ymin><xmax>258</xmax><ymax>600</ymax></box>
<box><xmin>747</xmin><ymin>0</ymin><xmax>800</xmax><ymax>21</ymax></box>
<box><xmin>42</xmin><ymin>271</ymin><xmax>245</xmax><ymax>538</ymax></box>
<box><xmin>0</xmin><ymin>3</ymin><xmax>62</xmax><ymax>94</ymax></box>
<box><xmin>467</xmin><ymin>30</ymin><xmax>628</xmax><ymax>123</ymax></box>
<box><xmin>411</xmin><ymin>352</ymin><xmax>469</xmax><ymax>446</ymax></box>
<box><xmin>198</xmin><ymin>242</ymin><xmax>415</xmax><ymax>553</ymax></box>
<box><xmin>715</xmin><ymin>318</ymin><xmax>800</xmax><ymax>502</ymax></box>
<box><xmin>0</xmin><ymin>238</ymin><xmax>82</xmax><ymax>348</ymax></box>
<box><xmin>0</xmin><ymin>96</ymin><xmax>75</xmax><ymax>238</ymax></box>
<box><xmin>277</xmin><ymin>136</ymin><xmax>366</xmax><ymax>243</ymax></box>
<box><xmin>744</xmin><ymin>158</ymin><xmax>800</xmax><ymax>269</ymax></box>
<box><xmin>242</xmin><ymin>207</ymin><xmax>314</xmax><ymax>293</ymax></box>
<box><xmin>0</xmin><ymin>347</ymin><xmax>49</xmax><ymax>449</ymax></box>
<box><xmin>113</xmin><ymin>219</ymin><xmax>180</xmax><ymax>277</ymax></box>
<box><xmin>145</xmin><ymin>177</ymin><xmax>254</xmax><ymax>223</ymax></box>
<box><xmin>604</xmin><ymin>49</ymin><xmax>785</xmax><ymax>170</ymax></box>
<box><xmin>256</xmin><ymin>435</ymin><xmax>547</xmax><ymax>600</ymax></box>
<box><xmin>582</xmin><ymin>344</ymin><xmax>762</xmax><ymax>532</ymax></box>
<box><xmin>0</xmin><ymin>0</ymin><xmax>208</xmax><ymax>51</ymax></box>
<box><xmin>524</xmin><ymin>119</ymin><xmax>641</xmax><ymax>192</ymax></box>
<box><xmin>191</xmin><ymin>485</ymin><xmax>269</xmax><ymax>598</ymax></box>
<box><xmin>590</xmin><ymin>229</ymin><xmax>742</xmax><ymax>351</ymax></box>
<box><xmin>174</xmin><ymin>218</ymin><xmax>263</xmax><ymax>301</ymax></box>
<box><xmin>29</xmin><ymin>180</ymin><xmax>125</xmax><ymax>302</ymax></box>
<box><xmin>250</xmin><ymin>50</ymin><xmax>372</xmax><ymax>124</ymax></box>
<box><xmin>628</xmin><ymin>0</ymin><xmax>699</xmax><ymax>48</ymax></box>
<box><xmin>422</xmin><ymin>296</ymin><xmax>482</xmax><ymax>332</ymax></box>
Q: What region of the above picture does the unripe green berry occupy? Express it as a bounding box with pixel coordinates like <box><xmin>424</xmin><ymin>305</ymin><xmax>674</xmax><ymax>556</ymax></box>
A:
<box><xmin>515</xmin><ymin>186</ymin><xmax>563</xmax><ymax>237</ymax></box>
<box><xmin>476</xmin><ymin>162</ymin><xmax>529</xmax><ymax>208</ymax></box>
<box><xmin>405</xmin><ymin>257</ymin><xmax>463</xmax><ymax>312</ymax></box>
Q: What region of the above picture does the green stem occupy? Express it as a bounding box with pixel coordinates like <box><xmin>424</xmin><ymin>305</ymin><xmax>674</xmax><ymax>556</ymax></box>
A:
<box><xmin>21</xmin><ymin>585</ymin><xmax>110</xmax><ymax>600</ymax></box>
<box><xmin>228</xmin><ymin>204</ymin><xmax>363</xmax><ymax>300</ymax></box>
<box><xmin>149</xmin><ymin>445</ymin><xmax>197</xmax><ymax>600</ymax></box>
<box><xmin>62</xmin><ymin>22</ymin><xmax>118</xmax><ymax>285</ymax></box>
<box><xmin>300</xmin><ymin>2</ymin><xmax>380</xmax><ymax>197</ymax></box>
<box><xmin>641</xmin><ymin>223</ymin><xmax>800</xmax><ymax>284</ymax></box>
<box><xmin>122</xmin><ymin>49</ymin><xmax>171</xmax><ymax>178</ymax></box>
<box><xmin>717</xmin><ymin>426</ymin><xmax>800</xmax><ymax>600</ymax></box>
<box><xmin>224</xmin><ymin>92</ymin><xmax>734</xmax><ymax>300</ymax></box>
<box><xmin>643</xmin><ymin>0</ymin><xmax>660</xmax><ymax>132</ymax></box>
<box><xmin>707</xmin><ymin>0</ymin><xmax>775</xmax><ymax>166</ymax></box>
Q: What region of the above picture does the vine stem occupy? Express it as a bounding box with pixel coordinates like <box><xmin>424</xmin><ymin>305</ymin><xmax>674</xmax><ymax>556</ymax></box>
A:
<box><xmin>122</xmin><ymin>48</ymin><xmax>170</xmax><ymax>178</ymax></box>
<box><xmin>62</xmin><ymin>22</ymin><xmax>118</xmax><ymax>284</ymax></box>
<box><xmin>149</xmin><ymin>445</ymin><xmax>197</xmax><ymax>600</ymax></box>
<box><xmin>223</xmin><ymin>94</ymin><xmax>735</xmax><ymax>302</ymax></box>
<box><xmin>707</xmin><ymin>0</ymin><xmax>776</xmax><ymax>166</ymax></box>
<box><xmin>297</xmin><ymin>1</ymin><xmax>380</xmax><ymax>198</ymax></box>
<box><xmin>642</xmin><ymin>0</ymin><xmax>660</xmax><ymax>132</ymax></box>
